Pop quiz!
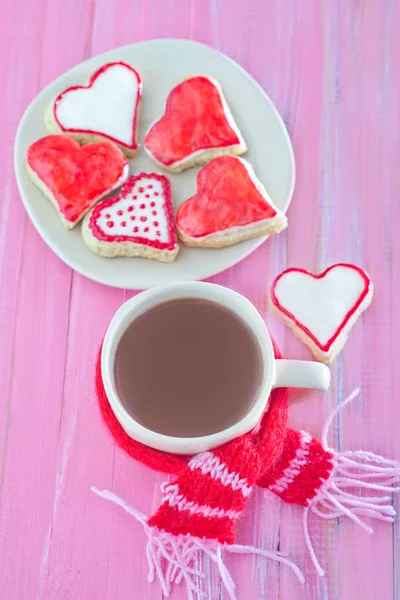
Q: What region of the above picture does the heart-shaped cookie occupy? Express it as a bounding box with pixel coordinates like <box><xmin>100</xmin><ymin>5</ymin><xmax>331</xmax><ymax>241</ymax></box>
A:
<box><xmin>144</xmin><ymin>76</ymin><xmax>246</xmax><ymax>172</ymax></box>
<box><xmin>82</xmin><ymin>173</ymin><xmax>179</xmax><ymax>262</ymax></box>
<box><xmin>26</xmin><ymin>135</ymin><xmax>129</xmax><ymax>229</ymax></box>
<box><xmin>45</xmin><ymin>62</ymin><xmax>142</xmax><ymax>156</ymax></box>
<box><xmin>270</xmin><ymin>264</ymin><xmax>373</xmax><ymax>363</ymax></box>
<box><xmin>176</xmin><ymin>155</ymin><xmax>287</xmax><ymax>248</ymax></box>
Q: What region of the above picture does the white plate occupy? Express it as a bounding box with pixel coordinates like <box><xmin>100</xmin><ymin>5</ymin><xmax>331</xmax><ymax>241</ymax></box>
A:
<box><xmin>14</xmin><ymin>39</ymin><xmax>295</xmax><ymax>290</ymax></box>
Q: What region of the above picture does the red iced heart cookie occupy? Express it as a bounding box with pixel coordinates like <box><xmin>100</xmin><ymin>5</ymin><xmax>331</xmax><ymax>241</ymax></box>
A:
<box><xmin>82</xmin><ymin>173</ymin><xmax>179</xmax><ymax>263</ymax></box>
<box><xmin>26</xmin><ymin>135</ymin><xmax>129</xmax><ymax>229</ymax></box>
<box><xmin>144</xmin><ymin>76</ymin><xmax>246</xmax><ymax>172</ymax></box>
<box><xmin>176</xmin><ymin>156</ymin><xmax>287</xmax><ymax>248</ymax></box>
<box><xmin>45</xmin><ymin>62</ymin><xmax>142</xmax><ymax>156</ymax></box>
<box><xmin>270</xmin><ymin>264</ymin><xmax>374</xmax><ymax>363</ymax></box>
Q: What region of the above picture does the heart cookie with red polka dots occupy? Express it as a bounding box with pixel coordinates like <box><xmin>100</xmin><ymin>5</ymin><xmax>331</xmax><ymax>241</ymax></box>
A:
<box><xmin>82</xmin><ymin>173</ymin><xmax>179</xmax><ymax>262</ymax></box>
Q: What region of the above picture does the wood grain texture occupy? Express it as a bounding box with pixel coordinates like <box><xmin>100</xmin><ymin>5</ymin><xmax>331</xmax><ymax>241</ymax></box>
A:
<box><xmin>0</xmin><ymin>1</ymin><xmax>399</xmax><ymax>598</ymax></box>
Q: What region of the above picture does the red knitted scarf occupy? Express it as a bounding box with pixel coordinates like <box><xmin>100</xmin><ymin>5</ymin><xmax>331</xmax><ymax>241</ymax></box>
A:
<box><xmin>92</xmin><ymin>346</ymin><xmax>400</xmax><ymax>598</ymax></box>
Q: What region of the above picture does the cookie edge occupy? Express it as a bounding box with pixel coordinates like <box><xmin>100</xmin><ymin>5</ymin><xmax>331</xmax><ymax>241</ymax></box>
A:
<box><xmin>81</xmin><ymin>209</ymin><xmax>179</xmax><ymax>263</ymax></box>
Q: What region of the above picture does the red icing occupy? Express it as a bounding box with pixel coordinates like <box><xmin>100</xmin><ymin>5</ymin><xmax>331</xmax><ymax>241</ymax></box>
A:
<box><xmin>176</xmin><ymin>156</ymin><xmax>277</xmax><ymax>238</ymax></box>
<box><xmin>270</xmin><ymin>264</ymin><xmax>372</xmax><ymax>353</ymax></box>
<box><xmin>27</xmin><ymin>135</ymin><xmax>128</xmax><ymax>225</ymax></box>
<box><xmin>89</xmin><ymin>173</ymin><xmax>178</xmax><ymax>252</ymax></box>
<box><xmin>144</xmin><ymin>76</ymin><xmax>241</xmax><ymax>166</ymax></box>
<box><xmin>54</xmin><ymin>62</ymin><xmax>142</xmax><ymax>151</ymax></box>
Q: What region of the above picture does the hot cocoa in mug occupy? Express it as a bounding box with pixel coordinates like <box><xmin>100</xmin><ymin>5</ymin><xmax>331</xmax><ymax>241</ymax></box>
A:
<box><xmin>101</xmin><ymin>282</ymin><xmax>330</xmax><ymax>454</ymax></box>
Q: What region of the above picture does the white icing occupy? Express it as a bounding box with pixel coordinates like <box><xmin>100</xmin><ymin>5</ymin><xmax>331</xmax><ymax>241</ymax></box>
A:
<box><xmin>144</xmin><ymin>76</ymin><xmax>246</xmax><ymax>167</ymax></box>
<box><xmin>273</xmin><ymin>266</ymin><xmax>368</xmax><ymax>346</ymax></box>
<box><xmin>96</xmin><ymin>177</ymin><xmax>170</xmax><ymax>243</ymax></box>
<box><xmin>56</xmin><ymin>64</ymin><xmax>140</xmax><ymax>146</ymax></box>
<box><xmin>110</xmin><ymin>162</ymin><xmax>129</xmax><ymax>192</ymax></box>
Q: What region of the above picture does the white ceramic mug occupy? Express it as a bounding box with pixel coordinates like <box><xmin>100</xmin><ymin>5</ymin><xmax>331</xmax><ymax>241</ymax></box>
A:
<box><xmin>101</xmin><ymin>282</ymin><xmax>330</xmax><ymax>455</ymax></box>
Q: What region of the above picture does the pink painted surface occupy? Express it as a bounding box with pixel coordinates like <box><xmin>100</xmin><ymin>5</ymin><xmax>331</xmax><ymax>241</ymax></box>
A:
<box><xmin>1</xmin><ymin>1</ymin><xmax>399</xmax><ymax>598</ymax></box>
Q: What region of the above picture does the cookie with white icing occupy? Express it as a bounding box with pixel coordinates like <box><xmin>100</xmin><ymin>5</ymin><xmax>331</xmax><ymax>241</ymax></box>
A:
<box><xmin>26</xmin><ymin>135</ymin><xmax>129</xmax><ymax>229</ymax></box>
<box><xmin>176</xmin><ymin>155</ymin><xmax>287</xmax><ymax>248</ymax></box>
<box><xmin>270</xmin><ymin>264</ymin><xmax>374</xmax><ymax>363</ymax></box>
<box><xmin>82</xmin><ymin>173</ymin><xmax>179</xmax><ymax>262</ymax></box>
<box><xmin>45</xmin><ymin>62</ymin><xmax>142</xmax><ymax>157</ymax></box>
<box><xmin>144</xmin><ymin>76</ymin><xmax>246</xmax><ymax>172</ymax></box>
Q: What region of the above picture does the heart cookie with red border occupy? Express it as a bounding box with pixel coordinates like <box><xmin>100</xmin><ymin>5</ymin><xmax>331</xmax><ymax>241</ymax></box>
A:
<box><xmin>176</xmin><ymin>155</ymin><xmax>287</xmax><ymax>248</ymax></box>
<box><xmin>270</xmin><ymin>264</ymin><xmax>374</xmax><ymax>363</ymax></box>
<box><xmin>82</xmin><ymin>173</ymin><xmax>179</xmax><ymax>263</ymax></box>
<box><xmin>45</xmin><ymin>62</ymin><xmax>142</xmax><ymax>157</ymax></box>
<box><xmin>26</xmin><ymin>135</ymin><xmax>129</xmax><ymax>229</ymax></box>
<box><xmin>144</xmin><ymin>76</ymin><xmax>246</xmax><ymax>172</ymax></box>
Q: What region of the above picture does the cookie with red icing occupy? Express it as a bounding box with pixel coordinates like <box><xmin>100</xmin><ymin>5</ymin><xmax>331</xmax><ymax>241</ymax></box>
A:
<box><xmin>45</xmin><ymin>62</ymin><xmax>142</xmax><ymax>157</ymax></box>
<box><xmin>144</xmin><ymin>76</ymin><xmax>246</xmax><ymax>172</ymax></box>
<box><xmin>176</xmin><ymin>155</ymin><xmax>287</xmax><ymax>248</ymax></box>
<box><xmin>270</xmin><ymin>264</ymin><xmax>374</xmax><ymax>363</ymax></box>
<box><xmin>26</xmin><ymin>135</ymin><xmax>129</xmax><ymax>229</ymax></box>
<box><xmin>82</xmin><ymin>173</ymin><xmax>179</xmax><ymax>262</ymax></box>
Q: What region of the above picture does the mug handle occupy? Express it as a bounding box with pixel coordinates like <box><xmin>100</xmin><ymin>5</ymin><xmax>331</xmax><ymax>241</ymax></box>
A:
<box><xmin>273</xmin><ymin>360</ymin><xmax>330</xmax><ymax>391</ymax></box>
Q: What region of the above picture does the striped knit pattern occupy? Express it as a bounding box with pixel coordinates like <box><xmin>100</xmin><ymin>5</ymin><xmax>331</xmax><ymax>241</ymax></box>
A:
<box><xmin>148</xmin><ymin>436</ymin><xmax>261</xmax><ymax>543</ymax></box>
<box><xmin>96</xmin><ymin>344</ymin><xmax>335</xmax><ymax>540</ymax></box>
<box><xmin>258</xmin><ymin>429</ymin><xmax>335</xmax><ymax>505</ymax></box>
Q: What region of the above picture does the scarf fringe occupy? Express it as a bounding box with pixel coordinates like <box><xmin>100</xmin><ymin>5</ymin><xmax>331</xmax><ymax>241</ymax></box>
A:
<box><xmin>91</xmin><ymin>486</ymin><xmax>304</xmax><ymax>599</ymax></box>
<box><xmin>304</xmin><ymin>387</ymin><xmax>400</xmax><ymax>576</ymax></box>
<box><xmin>91</xmin><ymin>388</ymin><xmax>400</xmax><ymax>588</ymax></box>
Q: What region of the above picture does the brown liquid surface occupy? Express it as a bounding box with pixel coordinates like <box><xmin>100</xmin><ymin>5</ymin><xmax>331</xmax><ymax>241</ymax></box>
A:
<box><xmin>114</xmin><ymin>298</ymin><xmax>263</xmax><ymax>437</ymax></box>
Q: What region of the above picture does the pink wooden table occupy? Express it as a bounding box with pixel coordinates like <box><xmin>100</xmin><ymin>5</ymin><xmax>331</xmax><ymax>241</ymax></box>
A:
<box><xmin>1</xmin><ymin>2</ymin><xmax>399</xmax><ymax>598</ymax></box>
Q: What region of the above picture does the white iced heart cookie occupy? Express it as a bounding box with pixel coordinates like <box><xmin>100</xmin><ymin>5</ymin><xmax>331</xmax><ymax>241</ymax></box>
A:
<box><xmin>270</xmin><ymin>264</ymin><xmax>373</xmax><ymax>363</ymax></box>
<box><xmin>44</xmin><ymin>62</ymin><xmax>142</xmax><ymax>157</ymax></box>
